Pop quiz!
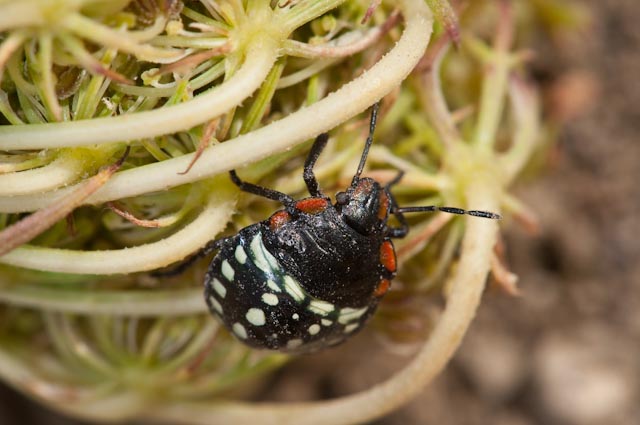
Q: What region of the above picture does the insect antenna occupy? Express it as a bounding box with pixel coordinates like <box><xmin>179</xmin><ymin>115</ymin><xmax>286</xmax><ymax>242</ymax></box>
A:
<box><xmin>396</xmin><ymin>205</ymin><xmax>501</xmax><ymax>220</ymax></box>
<box><xmin>351</xmin><ymin>102</ymin><xmax>381</xmax><ymax>186</ymax></box>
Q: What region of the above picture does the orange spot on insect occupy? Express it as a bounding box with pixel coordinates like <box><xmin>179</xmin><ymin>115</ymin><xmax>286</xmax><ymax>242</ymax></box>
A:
<box><xmin>269</xmin><ymin>211</ymin><xmax>291</xmax><ymax>230</ymax></box>
<box><xmin>378</xmin><ymin>191</ymin><xmax>389</xmax><ymax>220</ymax></box>
<box><xmin>374</xmin><ymin>279</ymin><xmax>391</xmax><ymax>297</ymax></box>
<box><xmin>380</xmin><ymin>240</ymin><xmax>396</xmax><ymax>272</ymax></box>
<box><xmin>295</xmin><ymin>198</ymin><xmax>329</xmax><ymax>214</ymax></box>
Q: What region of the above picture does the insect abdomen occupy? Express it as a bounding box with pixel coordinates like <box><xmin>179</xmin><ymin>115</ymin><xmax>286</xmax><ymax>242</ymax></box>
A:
<box><xmin>204</xmin><ymin>223</ymin><xmax>377</xmax><ymax>353</ymax></box>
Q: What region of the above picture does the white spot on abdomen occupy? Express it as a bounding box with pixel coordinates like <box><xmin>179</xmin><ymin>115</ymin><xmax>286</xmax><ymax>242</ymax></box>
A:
<box><xmin>208</xmin><ymin>295</ymin><xmax>223</xmax><ymax>314</ymax></box>
<box><xmin>235</xmin><ymin>244</ymin><xmax>247</xmax><ymax>264</ymax></box>
<box><xmin>232</xmin><ymin>322</ymin><xmax>247</xmax><ymax>339</ymax></box>
<box><xmin>283</xmin><ymin>275</ymin><xmax>305</xmax><ymax>302</ymax></box>
<box><xmin>221</xmin><ymin>260</ymin><xmax>235</xmax><ymax>281</ymax></box>
<box><xmin>344</xmin><ymin>323</ymin><xmax>359</xmax><ymax>333</ymax></box>
<box><xmin>308</xmin><ymin>324</ymin><xmax>321</xmax><ymax>335</ymax></box>
<box><xmin>286</xmin><ymin>339</ymin><xmax>303</xmax><ymax>349</ymax></box>
<box><xmin>246</xmin><ymin>308</ymin><xmax>266</xmax><ymax>326</ymax></box>
<box><xmin>262</xmin><ymin>293</ymin><xmax>278</xmax><ymax>306</ymax></box>
<box><xmin>250</xmin><ymin>233</ymin><xmax>281</xmax><ymax>274</ymax></box>
<box><xmin>308</xmin><ymin>299</ymin><xmax>334</xmax><ymax>316</ymax></box>
<box><xmin>211</xmin><ymin>278</ymin><xmax>226</xmax><ymax>298</ymax></box>
<box><xmin>266</xmin><ymin>279</ymin><xmax>281</xmax><ymax>293</ymax></box>
<box><xmin>338</xmin><ymin>306</ymin><xmax>368</xmax><ymax>324</ymax></box>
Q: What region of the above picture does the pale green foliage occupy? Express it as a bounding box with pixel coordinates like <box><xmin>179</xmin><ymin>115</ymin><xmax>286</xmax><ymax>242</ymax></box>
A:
<box><xmin>0</xmin><ymin>0</ymin><xmax>567</xmax><ymax>423</ymax></box>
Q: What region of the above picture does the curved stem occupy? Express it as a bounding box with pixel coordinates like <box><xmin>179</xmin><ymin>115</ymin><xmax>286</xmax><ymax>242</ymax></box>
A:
<box><xmin>417</xmin><ymin>37</ymin><xmax>459</xmax><ymax>148</ymax></box>
<box><xmin>0</xmin><ymin>36</ymin><xmax>280</xmax><ymax>150</ymax></box>
<box><xmin>0</xmin><ymin>150</ymin><xmax>126</xmax><ymax>257</ymax></box>
<box><xmin>499</xmin><ymin>77</ymin><xmax>540</xmax><ymax>183</ymax></box>
<box><xmin>0</xmin><ymin>30</ymin><xmax>28</xmax><ymax>84</ymax></box>
<box><xmin>0</xmin><ymin>2</ymin><xmax>44</xmax><ymax>32</ymax></box>
<box><xmin>127</xmin><ymin>16</ymin><xmax>169</xmax><ymax>42</ymax></box>
<box><xmin>0</xmin><ymin>0</ymin><xmax>433</xmax><ymax>213</ymax></box>
<box><xmin>0</xmin><ymin>150</ymin><xmax>84</xmax><ymax>196</ymax></box>
<box><xmin>0</xmin><ymin>286</ymin><xmax>206</xmax><ymax>316</ymax></box>
<box><xmin>61</xmin><ymin>13</ymin><xmax>182</xmax><ymax>63</ymax></box>
<box><xmin>278</xmin><ymin>0</ymin><xmax>348</xmax><ymax>33</ymax></box>
<box><xmin>0</xmin><ymin>151</ymin><xmax>53</xmax><ymax>173</ymax></box>
<box><xmin>36</xmin><ymin>32</ymin><xmax>62</xmax><ymax>121</ymax></box>
<box><xmin>143</xmin><ymin>181</ymin><xmax>498</xmax><ymax>425</ymax></box>
<box><xmin>281</xmin><ymin>11</ymin><xmax>400</xmax><ymax>59</ymax></box>
<box><xmin>471</xmin><ymin>2</ymin><xmax>514</xmax><ymax>152</ymax></box>
<box><xmin>425</xmin><ymin>0</ymin><xmax>460</xmax><ymax>45</ymax></box>
<box><xmin>115</xmin><ymin>60</ymin><xmax>226</xmax><ymax>98</ymax></box>
<box><xmin>0</xmin><ymin>348</ymin><xmax>146</xmax><ymax>423</ymax></box>
<box><xmin>0</xmin><ymin>179</ymin><xmax>235</xmax><ymax>274</ymax></box>
<box><xmin>276</xmin><ymin>58</ymin><xmax>339</xmax><ymax>89</ymax></box>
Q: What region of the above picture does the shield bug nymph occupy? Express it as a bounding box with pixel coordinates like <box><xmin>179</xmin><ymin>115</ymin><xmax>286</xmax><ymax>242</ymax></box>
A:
<box><xmin>159</xmin><ymin>102</ymin><xmax>500</xmax><ymax>354</ymax></box>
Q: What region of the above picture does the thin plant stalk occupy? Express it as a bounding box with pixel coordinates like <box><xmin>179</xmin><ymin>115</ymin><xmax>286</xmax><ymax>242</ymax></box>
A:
<box><xmin>0</xmin><ymin>0</ymin><xmax>433</xmax><ymax>214</ymax></box>
<box><xmin>0</xmin><ymin>148</ymin><xmax>128</xmax><ymax>257</ymax></box>
<box><xmin>0</xmin><ymin>178</ymin><xmax>236</xmax><ymax>274</ymax></box>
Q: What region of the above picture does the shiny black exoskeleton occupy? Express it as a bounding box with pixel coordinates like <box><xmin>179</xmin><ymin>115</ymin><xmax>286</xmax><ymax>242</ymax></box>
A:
<box><xmin>163</xmin><ymin>103</ymin><xmax>500</xmax><ymax>354</ymax></box>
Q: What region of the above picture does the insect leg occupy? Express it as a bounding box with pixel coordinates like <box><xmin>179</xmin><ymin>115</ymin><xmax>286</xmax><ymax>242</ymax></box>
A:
<box><xmin>229</xmin><ymin>170</ymin><xmax>295</xmax><ymax>207</ymax></box>
<box><xmin>395</xmin><ymin>206</ymin><xmax>502</xmax><ymax>220</ymax></box>
<box><xmin>351</xmin><ymin>102</ymin><xmax>381</xmax><ymax>186</ymax></box>
<box><xmin>386</xmin><ymin>169</ymin><xmax>405</xmax><ymax>188</ymax></box>
<box><xmin>303</xmin><ymin>133</ymin><xmax>329</xmax><ymax>197</ymax></box>
<box><xmin>152</xmin><ymin>238</ymin><xmax>227</xmax><ymax>277</ymax></box>
<box><xmin>385</xmin><ymin>170</ymin><xmax>410</xmax><ymax>238</ymax></box>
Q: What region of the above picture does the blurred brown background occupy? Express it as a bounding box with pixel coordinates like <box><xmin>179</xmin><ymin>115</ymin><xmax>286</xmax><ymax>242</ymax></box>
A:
<box><xmin>1</xmin><ymin>0</ymin><xmax>638</xmax><ymax>424</ymax></box>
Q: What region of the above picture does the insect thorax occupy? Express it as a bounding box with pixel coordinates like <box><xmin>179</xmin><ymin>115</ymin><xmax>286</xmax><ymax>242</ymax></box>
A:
<box><xmin>264</xmin><ymin>205</ymin><xmax>386</xmax><ymax>305</ymax></box>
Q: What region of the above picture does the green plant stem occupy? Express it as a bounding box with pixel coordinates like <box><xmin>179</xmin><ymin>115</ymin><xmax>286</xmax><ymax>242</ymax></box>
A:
<box><xmin>0</xmin><ymin>286</ymin><xmax>207</xmax><ymax>316</ymax></box>
<box><xmin>239</xmin><ymin>59</ymin><xmax>286</xmax><ymax>134</ymax></box>
<box><xmin>417</xmin><ymin>38</ymin><xmax>460</xmax><ymax>148</ymax></box>
<box><xmin>0</xmin><ymin>178</ymin><xmax>235</xmax><ymax>274</ymax></box>
<box><xmin>473</xmin><ymin>53</ymin><xmax>510</xmax><ymax>153</ymax></box>
<box><xmin>0</xmin><ymin>150</ymin><xmax>84</xmax><ymax>196</ymax></box>
<box><xmin>0</xmin><ymin>89</ymin><xmax>24</xmax><ymax>125</ymax></box>
<box><xmin>0</xmin><ymin>30</ymin><xmax>28</xmax><ymax>84</ymax></box>
<box><xmin>127</xmin><ymin>16</ymin><xmax>169</xmax><ymax>42</ymax></box>
<box><xmin>0</xmin><ymin>0</ymin><xmax>433</xmax><ymax>213</ymax></box>
<box><xmin>0</xmin><ymin>1</ymin><xmax>45</xmax><ymax>32</ymax></box>
<box><xmin>499</xmin><ymin>78</ymin><xmax>540</xmax><ymax>183</ymax></box>
<box><xmin>276</xmin><ymin>58</ymin><xmax>339</xmax><ymax>89</ymax></box>
<box><xmin>150</xmin><ymin>36</ymin><xmax>227</xmax><ymax>49</ymax></box>
<box><xmin>0</xmin><ymin>152</ymin><xmax>53</xmax><ymax>172</ymax></box>
<box><xmin>281</xmin><ymin>11</ymin><xmax>400</xmax><ymax>59</ymax></box>
<box><xmin>471</xmin><ymin>4</ymin><xmax>515</xmax><ymax>153</ymax></box>
<box><xmin>278</xmin><ymin>0</ymin><xmax>348</xmax><ymax>33</ymax></box>
<box><xmin>0</xmin><ymin>35</ymin><xmax>280</xmax><ymax>150</ymax></box>
<box><xmin>425</xmin><ymin>0</ymin><xmax>460</xmax><ymax>44</ymax></box>
<box><xmin>61</xmin><ymin>13</ymin><xmax>182</xmax><ymax>62</ymax></box>
<box><xmin>36</xmin><ymin>32</ymin><xmax>62</xmax><ymax>121</ymax></box>
<box><xmin>115</xmin><ymin>60</ymin><xmax>226</xmax><ymax>98</ymax></box>
<box><xmin>0</xmin><ymin>149</ymin><xmax>126</xmax><ymax>257</ymax></box>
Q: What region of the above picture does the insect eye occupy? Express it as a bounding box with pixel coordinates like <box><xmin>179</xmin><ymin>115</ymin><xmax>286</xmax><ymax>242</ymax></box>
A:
<box><xmin>336</xmin><ymin>192</ymin><xmax>349</xmax><ymax>205</ymax></box>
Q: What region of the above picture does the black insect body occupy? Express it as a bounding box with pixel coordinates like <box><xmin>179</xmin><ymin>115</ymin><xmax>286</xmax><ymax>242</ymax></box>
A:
<box><xmin>166</xmin><ymin>103</ymin><xmax>500</xmax><ymax>354</ymax></box>
<box><xmin>203</xmin><ymin>178</ymin><xmax>395</xmax><ymax>353</ymax></box>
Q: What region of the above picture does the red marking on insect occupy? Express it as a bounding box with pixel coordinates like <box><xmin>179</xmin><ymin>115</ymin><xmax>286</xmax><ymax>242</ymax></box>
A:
<box><xmin>380</xmin><ymin>240</ymin><xmax>396</xmax><ymax>272</ymax></box>
<box><xmin>374</xmin><ymin>279</ymin><xmax>391</xmax><ymax>297</ymax></box>
<box><xmin>295</xmin><ymin>198</ymin><xmax>329</xmax><ymax>214</ymax></box>
<box><xmin>269</xmin><ymin>211</ymin><xmax>291</xmax><ymax>230</ymax></box>
<box><xmin>377</xmin><ymin>191</ymin><xmax>390</xmax><ymax>220</ymax></box>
